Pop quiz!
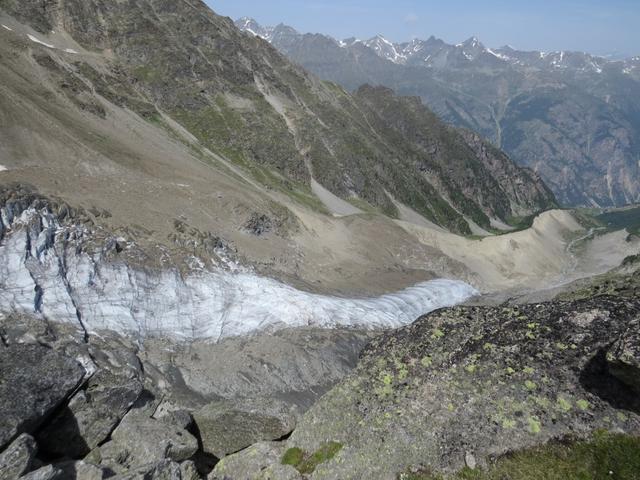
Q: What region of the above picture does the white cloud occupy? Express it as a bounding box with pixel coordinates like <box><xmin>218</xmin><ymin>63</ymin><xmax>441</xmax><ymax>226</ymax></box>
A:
<box><xmin>404</xmin><ymin>13</ymin><xmax>419</xmax><ymax>25</ymax></box>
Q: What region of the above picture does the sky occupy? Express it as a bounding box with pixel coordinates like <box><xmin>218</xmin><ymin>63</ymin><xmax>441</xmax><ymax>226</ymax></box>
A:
<box><xmin>208</xmin><ymin>0</ymin><xmax>640</xmax><ymax>58</ymax></box>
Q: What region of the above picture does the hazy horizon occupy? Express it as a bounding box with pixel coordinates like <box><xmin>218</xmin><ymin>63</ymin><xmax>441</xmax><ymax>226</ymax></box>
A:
<box><xmin>209</xmin><ymin>0</ymin><xmax>639</xmax><ymax>58</ymax></box>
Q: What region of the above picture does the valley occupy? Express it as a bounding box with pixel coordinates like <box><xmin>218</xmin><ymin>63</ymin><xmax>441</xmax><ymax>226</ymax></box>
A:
<box><xmin>0</xmin><ymin>1</ymin><xmax>639</xmax><ymax>479</ymax></box>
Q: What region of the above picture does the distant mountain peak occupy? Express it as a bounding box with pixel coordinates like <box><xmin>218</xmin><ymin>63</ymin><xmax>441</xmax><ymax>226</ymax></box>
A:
<box><xmin>364</xmin><ymin>35</ymin><xmax>408</xmax><ymax>64</ymax></box>
<box><xmin>460</xmin><ymin>36</ymin><xmax>483</xmax><ymax>48</ymax></box>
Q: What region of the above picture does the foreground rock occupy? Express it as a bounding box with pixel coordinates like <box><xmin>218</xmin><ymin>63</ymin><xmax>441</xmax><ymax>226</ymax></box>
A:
<box><xmin>194</xmin><ymin>399</ymin><xmax>297</xmax><ymax>458</ymax></box>
<box><xmin>210</xmin><ymin>442</ymin><xmax>301</xmax><ymax>480</ymax></box>
<box><xmin>0</xmin><ymin>344</ymin><xmax>85</xmax><ymax>450</ymax></box>
<box><xmin>0</xmin><ymin>434</ymin><xmax>37</xmax><ymax>479</ymax></box>
<box><xmin>98</xmin><ymin>406</ymin><xmax>199</xmax><ymax>474</ymax></box>
<box><xmin>245</xmin><ymin>295</ymin><xmax>640</xmax><ymax>479</ymax></box>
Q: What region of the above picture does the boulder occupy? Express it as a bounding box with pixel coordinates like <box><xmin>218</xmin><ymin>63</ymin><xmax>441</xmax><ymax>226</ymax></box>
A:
<box><xmin>0</xmin><ymin>344</ymin><xmax>84</xmax><ymax>450</ymax></box>
<box><xmin>0</xmin><ymin>434</ymin><xmax>37</xmax><ymax>480</ymax></box>
<box><xmin>210</xmin><ymin>442</ymin><xmax>301</xmax><ymax>480</ymax></box>
<box><xmin>99</xmin><ymin>408</ymin><xmax>198</xmax><ymax>474</ymax></box>
<box><xmin>193</xmin><ymin>399</ymin><xmax>295</xmax><ymax>458</ymax></box>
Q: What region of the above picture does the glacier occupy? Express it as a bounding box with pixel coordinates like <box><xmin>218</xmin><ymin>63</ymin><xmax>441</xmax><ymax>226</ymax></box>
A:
<box><xmin>0</xmin><ymin>203</ymin><xmax>477</xmax><ymax>341</ymax></box>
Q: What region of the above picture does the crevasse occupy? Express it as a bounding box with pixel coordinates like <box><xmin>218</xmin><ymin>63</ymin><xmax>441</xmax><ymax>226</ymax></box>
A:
<box><xmin>0</xmin><ymin>206</ymin><xmax>477</xmax><ymax>341</ymax></box>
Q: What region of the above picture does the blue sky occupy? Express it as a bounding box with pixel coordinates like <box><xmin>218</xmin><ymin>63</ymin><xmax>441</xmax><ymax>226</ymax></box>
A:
<box><xmin>208</xmin><ymin>0</ymin><xmax>639</xmax><ymax>57</ymax></box>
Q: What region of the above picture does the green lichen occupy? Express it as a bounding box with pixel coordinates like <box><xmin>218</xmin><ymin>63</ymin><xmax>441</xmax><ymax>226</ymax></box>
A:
<box><xmin>299</xmin><ymin>442</ymin><xmax>343</xmax><ymax>474</ymax></box>
<box><xmin>502</xmin><ymin>418</ymin><xmax>517</xmax><ymax>429</ymax></box>
<box><xmin>576</xmin><ymin>399</ymin><xmax>590</xmax><ymax>411</ymax></box>
<box><xmin>281</xmin><ymin>447</ymin><xmax>305</xmax><ymax>467</ymax></box>
<box><xmin>421</xmin><ymin>356</ymin><xmax>433</xmax><ymax>368</ymax></box>
<box><xmin>283</xmin><ymin>442</ymin><xmax>344</xmax><ymax>475</ymax></box>
<box><xmin>527</xmin><ymin>416</ymin><xmax>542</xmax><ymax>434</ymax></box>
<box><xmin>524</xmin><ymin>380</ymin><xmax>537</xmax><ymax>391</ymax></box>
<box><xmin>483</xmin><ymin>343</ymin><xmax>496</xmax><ymax>352</ymax></box>
<box><xmin>431</xmin><ymin>328</ymin><xmax>445</xmax><ymax>340</ymax></box>
<box><xmin>556</xmin><ymin>397</ymin><xmax>572</xmax><ymax>412</ymax></box>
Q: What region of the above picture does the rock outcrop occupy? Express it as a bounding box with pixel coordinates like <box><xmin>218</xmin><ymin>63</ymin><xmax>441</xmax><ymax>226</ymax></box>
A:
<box><xmin>214</xmin><ymin>291</ymin><xmax>640</xmax><ymax>479</ymax></box>
<box><xmin>0</xmin><ymin>343</ymin><xmax>85</xmax><ymax>450</ymax></box>
<box><xmin>193</xmin><ymin>399</ymin><xmax>296</xmax><ymax>459</ymax></box>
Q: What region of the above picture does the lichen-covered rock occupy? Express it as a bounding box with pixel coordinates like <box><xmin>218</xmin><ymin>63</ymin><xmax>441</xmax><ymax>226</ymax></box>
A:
<box><xmin>194</xmin><ymin>399</ymin><xmax>296</xmax><ymax>458</ymax></box>
<box><xmin>0</xmin><ymin>433</ymin><xmax>37</xmax><ymax>479</ymax></box>
<box><xmin>0</xmin><ymin>344</ymin><xmax>85</xmax><ymax>450</ymax></box>
<box><xmin>286</xmin><ymin>295</ymin><xmax>640</xmax><ymax>479</ymax></box>
<box><xmin>209</xmin><ymin>442</ymin><xmax>301</xmax><ymax>480</ymax></box>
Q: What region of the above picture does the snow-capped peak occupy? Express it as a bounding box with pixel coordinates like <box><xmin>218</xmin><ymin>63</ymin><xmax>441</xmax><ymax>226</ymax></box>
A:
<box><xmin>234</xmin><ymin>17</ymin><xmax>275</xmax><ymax>41</ymax></box>
<box><xmin>364</xmin><ymin>35</ymin><xmax>408</xmax><ymax>64</ymax></box>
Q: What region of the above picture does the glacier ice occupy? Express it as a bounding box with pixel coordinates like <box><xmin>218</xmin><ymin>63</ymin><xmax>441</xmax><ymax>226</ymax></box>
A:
<box><xmin>0</xmin><ymin>206</ymin><xmax>477</xmax><ymax>341</ymax></box>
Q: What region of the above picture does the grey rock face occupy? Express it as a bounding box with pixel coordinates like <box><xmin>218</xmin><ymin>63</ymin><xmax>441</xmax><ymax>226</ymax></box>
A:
<box><xmin>0</xmin><ymin>344</ymin><xmax>84</xmax><ymax>450</ymax></box>
<box><xmin>0</xmin><ymin>434</ymin><xmax>37</xmax><ymax>480</ymax></box>
<box><xmin>193</xmin><ymin>399</ymin><xmax>296</xmax><ymax>459</ymax></box>
<box><xmin>99</xmin><ymin>408</ymin><xmax>198</xmax><ymax>474</ymax></box>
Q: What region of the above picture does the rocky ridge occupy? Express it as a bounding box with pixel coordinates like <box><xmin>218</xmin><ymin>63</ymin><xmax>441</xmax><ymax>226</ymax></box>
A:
<box><xmin>237</xmin><ymin>18</ymin><xmax>640</xmax><ymax>208</ymax></box>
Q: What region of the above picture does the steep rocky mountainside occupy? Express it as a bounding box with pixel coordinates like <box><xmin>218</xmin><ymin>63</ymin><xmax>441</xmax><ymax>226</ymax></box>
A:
<box><xmin>238</xmin><ymin>19</ymin><xmax>640</xmax><ymax>208</ymax></box>
<box><xmin>213</xmin><ymin>260</ymin><xmax>640</xmax><ymax>479</ymax></box>
<box><xmin>0</xmin><ymin>0</ymin><xmax>554</xmax><ymax>236</ymax></box>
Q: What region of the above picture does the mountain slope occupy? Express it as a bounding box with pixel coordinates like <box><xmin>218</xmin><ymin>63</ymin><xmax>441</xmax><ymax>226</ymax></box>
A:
<box><xmin>237</xmin><ymin>19</ymin><xmax>640</xmax><ymax>208</ymax></box>
<box><xmin>0</xmin><ymin>0</ymin><xmax>554</xmax><ymax>238</ymax></box>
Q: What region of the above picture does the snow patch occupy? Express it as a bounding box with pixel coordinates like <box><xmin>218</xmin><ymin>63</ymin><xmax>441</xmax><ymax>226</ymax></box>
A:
<box><xmin>27</xmin><ymin>34</ymin><xmax>55</xmax><ymax>49</ymax></box>
<box><xmin>1</xmin><ymin>24</ymin><xmax>12</xmax><ymax>31</ymax></box>
<box><xmin>0</xmin><ymin>165</ymin><xmax>8</xmax><ymax>172</ymax></box>
<box><xmin>64</xmin><ymin>48</ymin><xmax>79</xmax><ymax>54</ymax></box>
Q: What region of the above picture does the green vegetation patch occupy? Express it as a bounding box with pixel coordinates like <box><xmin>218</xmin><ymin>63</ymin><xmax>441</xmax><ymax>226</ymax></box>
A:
<box><xmin>281</xmin><ymin>441</ymin><xmax>344</xmax><ymax>475</ymax></box>
<box><xmin>595</xmin><ymin>206</ymin><xmax>640</xmax><ymax>236</ymax></box>
<box><xmin>398</xmin><ymin>432</ymin><xmax>640</xmax><ymax>480</ymax></box>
